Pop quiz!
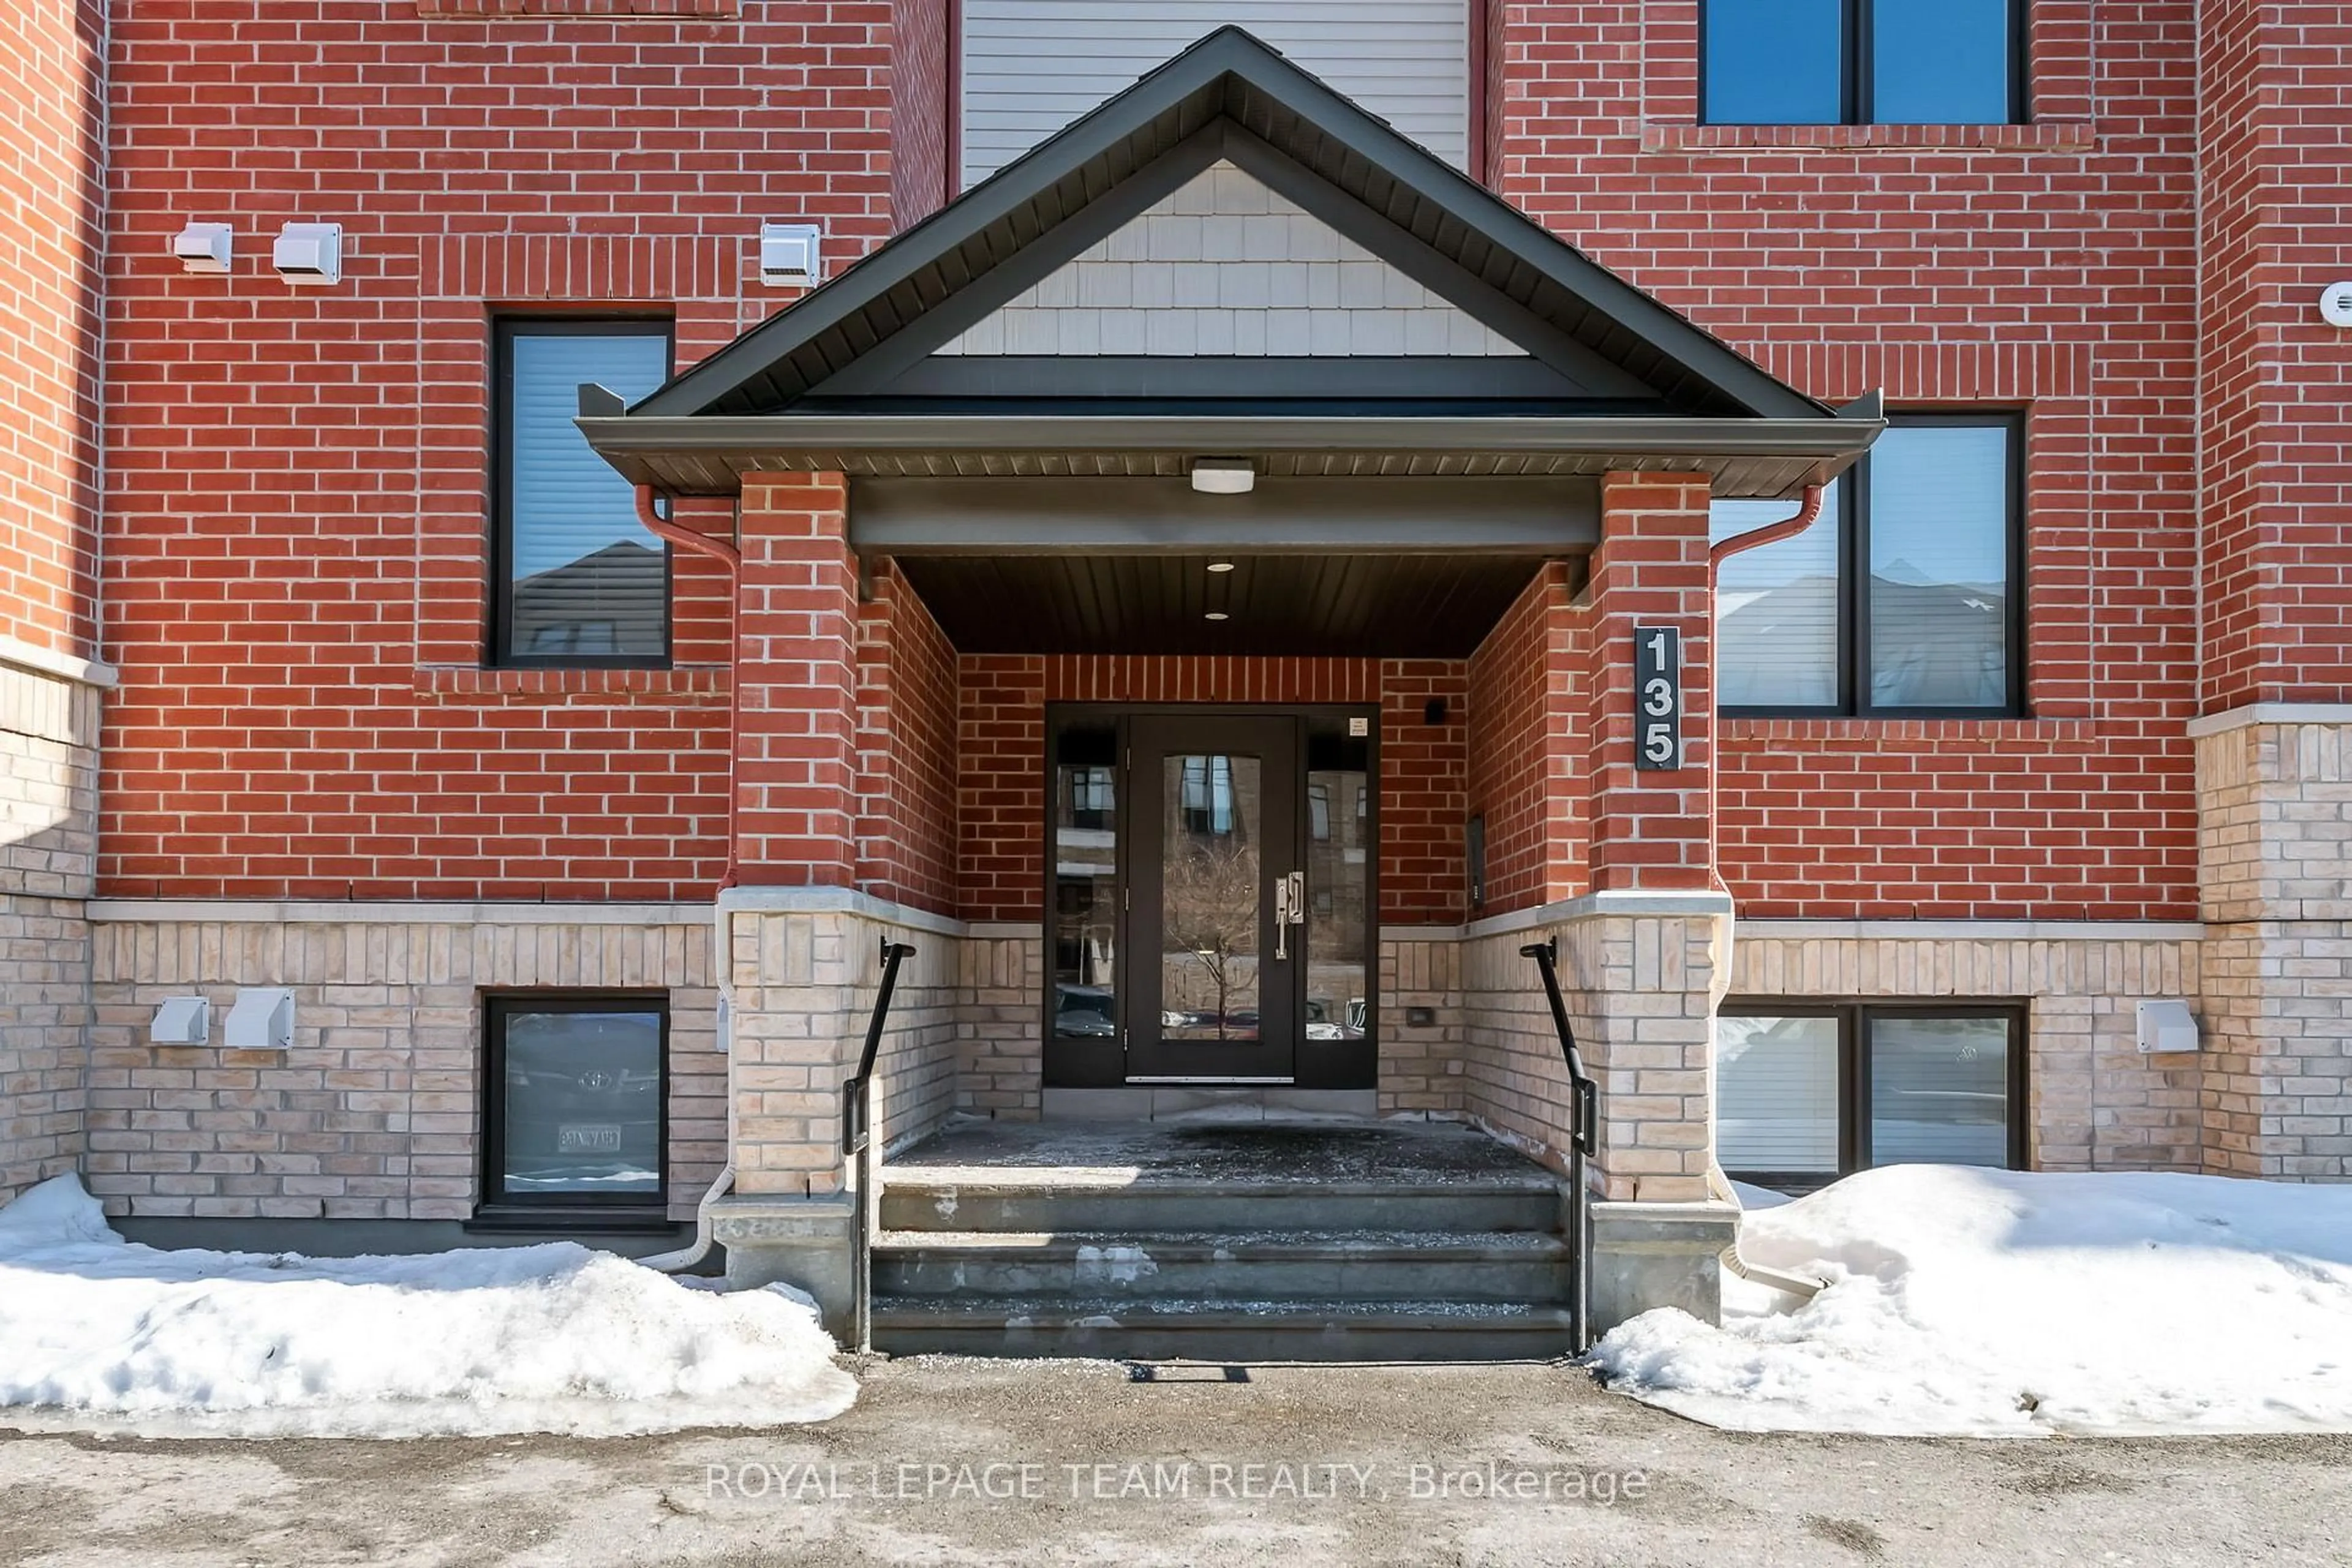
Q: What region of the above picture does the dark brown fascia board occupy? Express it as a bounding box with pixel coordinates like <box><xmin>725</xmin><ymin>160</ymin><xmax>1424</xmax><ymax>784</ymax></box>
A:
<box><xmin>624</xmin><ymin>28</ymin><xmax>1832</xmax><ymax>424</ymax></box>
<box><xmin>580</xmin><ymin>412</ymin><xmax>1885</xmax><ymax>487</ymax></box>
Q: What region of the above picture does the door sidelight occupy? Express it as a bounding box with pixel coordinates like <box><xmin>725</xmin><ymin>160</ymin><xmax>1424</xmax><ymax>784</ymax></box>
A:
<box><xmin>1273</xmin><ymin>870</ymin><xmax>1306</xmax><ymax>960</ymax></box>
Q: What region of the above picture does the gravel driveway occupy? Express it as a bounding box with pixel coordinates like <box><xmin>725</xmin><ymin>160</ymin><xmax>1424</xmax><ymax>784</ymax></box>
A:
<box><xmin>3</xmin><ymin>1355</ymin><xmax>2344</xmax><ymax>1566</ymax></box>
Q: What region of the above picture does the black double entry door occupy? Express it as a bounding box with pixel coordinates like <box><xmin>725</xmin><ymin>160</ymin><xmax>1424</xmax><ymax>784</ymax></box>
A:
<box><xmin>1046</xmin><ymin>708</ymin><xmax>1376</xmax><ymax>1090</ymax></box>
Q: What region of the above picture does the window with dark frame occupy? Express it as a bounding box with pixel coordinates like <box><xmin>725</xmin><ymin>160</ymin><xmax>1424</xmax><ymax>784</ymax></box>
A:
<box><xmin>1065</xmin><ymin>765</ymin><xmax>1115</xmax><ymax>831</ymax></box>
<box><xmin>490</xmin><ymin>318</ymin><xmax>674</xmax><ymax>668</ymax></box>
<box><xmin>1051</xmin><ymin>722</ymin><xmax>1121</xmax><ymax>1043</ymax></box>
<box><xmin>1711</xmin><ymin>414</ymin><xmax>2024</xmax><ymax>717</ymax></box>
<box><xmin>1178</xmin><ymin>755</ymin><xmax>1240</xmax><ymax>838</ymax></box>
<box><xmin>480</xmin><ymin>993</ymin><xmax>668</xmax><ymax>1219</ymax></box>
<box><xmin>1701</xmin><ymin>0</ymin><xmax>2024</xmax><ymax>126</ymax></box>
<box><xmin>1714</xmin><ymin>1003</ymin><xmax>2026</xmax><ymax>1193</ymax></box>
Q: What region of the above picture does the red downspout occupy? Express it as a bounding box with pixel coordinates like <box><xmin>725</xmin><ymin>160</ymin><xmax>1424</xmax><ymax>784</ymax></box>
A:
<box><xmin>1702</xmin><ymin>483</ymin><xmax>1826</xmax><ymax>900</ymax></box>
<box><xmin>1709</xmin><ymin>484</ymin><xmax>1825</xmax><ymax>573</ymax></box>
<box><xmin>637</xmin><ymin>484</ymin><xmax>744</xmax><ymax>890</ymax></box>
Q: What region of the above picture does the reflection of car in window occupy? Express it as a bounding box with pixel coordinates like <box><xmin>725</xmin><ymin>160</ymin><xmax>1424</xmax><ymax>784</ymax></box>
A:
<box><xmin>500</xmin><ymin>1009</ymin><xmax>662</xmax><ymax>1194</ymax></box>
<box><xmin>1304</xmin><ymin>998</ymin><xmax>1366</xmax><ymax>1041</ymax></box>
<box><xmin>1054</xmin><ymin>983</ymin><xmax>1117</xmax><ymax>1038</ymax></box>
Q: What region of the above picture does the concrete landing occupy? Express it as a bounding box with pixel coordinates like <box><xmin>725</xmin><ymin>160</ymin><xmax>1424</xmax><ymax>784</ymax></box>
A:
<box><xmin>882</xmin><ymin>1115</ymin><xmax>1561</xmax><ymax>1190</ymax></box>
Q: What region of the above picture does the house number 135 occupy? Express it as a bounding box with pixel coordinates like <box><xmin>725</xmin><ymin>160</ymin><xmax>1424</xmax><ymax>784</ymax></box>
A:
<box><xmin>1633</xmin><ymin>625</ymin><xmax>1683</xmax><ymax>771</ymax></box>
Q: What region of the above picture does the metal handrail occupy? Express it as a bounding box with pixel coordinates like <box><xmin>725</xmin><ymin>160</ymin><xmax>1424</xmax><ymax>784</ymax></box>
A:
<box><xmin>843</xmin><ymin>937</ymin><xmax>916</xmax><ymax>1353</ymax></box>
<box><xmin>1520</xmin><ymin>937</ymin><xmax>1599</xmax><ymax>1354</ymax></box>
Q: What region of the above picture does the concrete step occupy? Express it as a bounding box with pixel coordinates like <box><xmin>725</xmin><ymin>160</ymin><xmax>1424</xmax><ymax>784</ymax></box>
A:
<box><xmin>876</xmin><ymin>1178</ymin><xmax>1563</xmax><ymax>1236</ymax></box>
<box><xmin>869</xmin><ymin>1295</ymin><xmax>1581</xmax><ymax>1363</ymax></box>
<box><xmin>872</xmin><ymin>1229</ymin><xmax>1572</xmax><ymax>1303</ymax></box>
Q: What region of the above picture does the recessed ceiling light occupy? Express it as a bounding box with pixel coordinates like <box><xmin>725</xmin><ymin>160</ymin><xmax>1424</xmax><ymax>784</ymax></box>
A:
<box><xmin>1206</xmin><ymin>560</ymin><xmax>1236</xmax><ymax>573</ymax></box>
<box><xmin>1204</xmin><ymin>611</ymin><xmax>1229</xmax><ymax>622</ymax></box>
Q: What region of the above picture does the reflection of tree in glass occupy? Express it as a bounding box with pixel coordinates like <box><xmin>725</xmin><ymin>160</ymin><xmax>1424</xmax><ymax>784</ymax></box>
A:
<box><xmin>1166</xmin><ymin>834</ymin><xmax>1258</xmax><ymax>1041</ymax></box>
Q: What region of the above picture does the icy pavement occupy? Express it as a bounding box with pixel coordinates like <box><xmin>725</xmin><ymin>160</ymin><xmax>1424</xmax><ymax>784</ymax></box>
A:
<box><xmin>0</xmin><ymin>1175</ymin><xmax>856</xmax><ymax>1439</ymax></box>
<box><xmin>884</xmin><ymin>1114</ymin><xmax>1559</xmax><ymax>1188</ymax></box>
<box><xmin>1593</xmin><ymin>1165</ymin><xmax>2352</xmax><ymax>1437</ymax></box>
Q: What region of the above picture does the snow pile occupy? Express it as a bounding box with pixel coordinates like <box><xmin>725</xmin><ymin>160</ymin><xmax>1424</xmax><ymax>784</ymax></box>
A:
<box><xmin>0</xmin><ymin>1175</ymin><xmax>856</xmax><ymax>1439</ymax></box>
<box><xmin>1593</xmin><ymin>1166</ymin><xmax>2352</xmax><ymax>1436</ymax></box>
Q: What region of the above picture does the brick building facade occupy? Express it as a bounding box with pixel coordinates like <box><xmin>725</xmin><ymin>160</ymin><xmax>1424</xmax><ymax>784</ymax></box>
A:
<box><xmin>1</xmin><ymin>1</ymin><xmax>2347</xmax><ymax>1336</ymax></box>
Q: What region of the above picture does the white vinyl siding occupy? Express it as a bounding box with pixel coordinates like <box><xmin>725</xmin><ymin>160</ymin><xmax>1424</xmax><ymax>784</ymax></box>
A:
<box><xmin>960</xmin><ymin>1</ymin><xmax>1472</xmax><ymax>189</ymax></box>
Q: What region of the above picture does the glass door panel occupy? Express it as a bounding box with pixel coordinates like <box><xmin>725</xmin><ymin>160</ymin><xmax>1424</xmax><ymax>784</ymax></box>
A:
<box><xmin>1125</xmin><ymin>715</ymin><xmax>1298</xmax><ymax>1081</ymax></box>
<box><xmin>1301</xmin><ymin>716</ymin><xmax>1372</xmax><ymax>1073</ymax></box>
<box><xmin>1051</xmin><ymin>723</ymin><xmax>1120</xmax><ymax>1046</ymax></box>
<box><xmin>1159</xmin><ymin>753</ymin><xmax>1264</xmax><ymax>1042</ymax></box>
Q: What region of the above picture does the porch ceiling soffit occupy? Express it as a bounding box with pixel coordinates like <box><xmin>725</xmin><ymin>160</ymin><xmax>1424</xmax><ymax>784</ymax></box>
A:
<box><xmin>578</xmin><ymin>28</ymin><xmax>1882</xmax><ymax>499</ymax></box>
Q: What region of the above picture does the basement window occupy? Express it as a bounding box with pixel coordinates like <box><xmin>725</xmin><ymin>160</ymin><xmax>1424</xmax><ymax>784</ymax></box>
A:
<box><xmin>478</xmin><ymin>993</ymin><xmax>668</xmax><ymax>1226</ymax></box>
<box><xmin>1716</xmin><ymin>1003</ymin><xmax>2026</xmax><ymax>1194</ymax></box>
<box><xmin>490</xmin><ymin>318</ymin><xmax>674</xmax><ymax>668</ymax></box>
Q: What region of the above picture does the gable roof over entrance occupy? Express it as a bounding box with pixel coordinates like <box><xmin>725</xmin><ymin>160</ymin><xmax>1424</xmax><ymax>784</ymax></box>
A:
<box><xmin>581</xmin><ymin>27</ymin><xmax>1880</xmax><ymax>498</ymax></box>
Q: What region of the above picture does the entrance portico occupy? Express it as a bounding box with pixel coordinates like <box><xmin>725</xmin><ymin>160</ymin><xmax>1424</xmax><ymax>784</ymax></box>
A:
<box><xmin>580</xmin><ymin>28</ymin><xmax>1882</xmax><ymax>1340</ymax></box>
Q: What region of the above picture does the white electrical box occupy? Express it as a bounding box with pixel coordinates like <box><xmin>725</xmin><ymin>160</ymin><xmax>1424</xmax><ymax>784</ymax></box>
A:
<box><xmin>760</xmin><ymin>221</ymin><xmax>823</xmax><ymax>287</ymax></box>
<box><xmin>2136</xmin><ymin>999</ymin><xmax>2199</xmax><ymax>1054</ymax></box>
<box><xmin>225</xmin><ymin>987</ymin><xmax>295</xmax><ymax>1050</ymax></box>
<box><xmin>151</xmin><ymin>996</ymin><xmax>211</xmax><ymax>1045</ymax></box>
<box><xmin>172</xmin><ymin>222</ymin><xmax>234</xmax><ymax>274</ymax></box>
<box><xmin>273</xmin><ymin>222</ymin><xmax>343</xmax><ymax>286</ymax></box>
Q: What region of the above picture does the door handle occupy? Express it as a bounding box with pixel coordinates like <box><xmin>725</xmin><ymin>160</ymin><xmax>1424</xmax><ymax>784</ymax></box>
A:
<box><xmin>1273</xmin><ymin>871</ymin><xmax>1305</xmax><ymax>960</ymax></box>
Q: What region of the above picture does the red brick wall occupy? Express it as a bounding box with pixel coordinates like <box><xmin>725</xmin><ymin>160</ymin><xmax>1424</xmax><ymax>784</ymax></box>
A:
<box><xmin>1466</xmin><ymin>564</ymin><xmax>1577</xmax><ymax>914</ymax></box>
<box><xmin>92</xmin><ymin>0</ymin><xmax>2242</xmax><ymax>927</ymax></box>
<box><xmin>0</xmin><ymin>0</ymin><xmax>105</xmax><ymax>658</ymax></box>
<box><xmin>854</xmin><ymin>560</ymin><xmax>959</xmax><ymax>913</ymax></box>
<box><xmin>891</xmin><ymin>0</ymin><xmax>952</xmax><ymax>225</ymax></box>
<box><xmin>957</xmin><ymin>653</ymin><xmax>1047</xmax><ymax>922</ymax></box>
<box><xmin>2196</xmin><ymin>0</ymin><xmax>2352</xmax><ymax>710</ymax></box>
<box><xmin>99</xmin><ymin>3</ymin><xmax>894</xmax><ymax>899</ymax></box>
<box><xmin>1582</xmin><ymin>476</ymin><xmax>1713</xmax><ymax>892</ymax></box>
<box><xmin>957</xmin><ymin>655</ymin><xmax>1468</xmax><ymax>925</ymax></box>
<box><xmin>736</xmin><ymin>475</ymin><xmax>859</xmax><ymax>886</ymax></box>
<box><xmin>1379</xmin><ymin>662</ymin><xmax>1469</xmax><ymax>925</ymax></box>
<box><xmin>1496</xmin><ymin>0</ymin><xmax>2204</xmax><ymax>919</ymax></box>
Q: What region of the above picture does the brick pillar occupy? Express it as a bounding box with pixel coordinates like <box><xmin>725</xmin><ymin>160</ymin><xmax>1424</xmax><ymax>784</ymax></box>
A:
<box><xmin>1461</xmin><ymin>473</ymin><xmax>1730</xmax><ymax>1278</ymax></box>
<box><xmin>1580</xmin><ymin>474</ymin><xmax>1716</xmax><ymax>891</ymax></box>
<box><xmin>2197</xmin><ymin>0</ymin><xmax>2352</xmax><ymax>710</ymax></box>
<box><xmin>2190</xmin><ymin>4</ymin><xmax>2352</xmax><ymax>1180</ymax></box>
<box><xmin>2195</xmin><ymin>717</ymin><xmax>2352</xmax><ymax>1178</ymax></box>
<box><xmin>735</xmin><ymin>474</ymin><xmax>860</xmax><ymax>886</ymax></box>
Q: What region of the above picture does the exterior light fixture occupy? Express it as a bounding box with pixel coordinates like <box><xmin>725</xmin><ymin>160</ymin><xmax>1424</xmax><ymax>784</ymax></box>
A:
<box><xmin>1204</xmin><ymin>611</ymin><xmax>1230</xmax><ymax>622</ymax></box>
<box><xmin>272</xmin><ymin>222</ymin><xmax>343</xmax><ymax>285</ymax></box>
<box><xmin>1189</xmin><ymin>458</ymin><xmax>1254</xmax><ymax>495</ymax></box>
<box><xmin>1206</xmin><ymin>560</ymin><xmax>1236</xmax><ymax>573</ymax></box>
<box><xmin>172</xmin><ymin>222</ymin><xmax>233</xmax><ymax>274</ymax></box>
<box><xmin>760</xmin><ymin>222</ymin><xmax>824</xmax><ymax>287</ymax></box>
